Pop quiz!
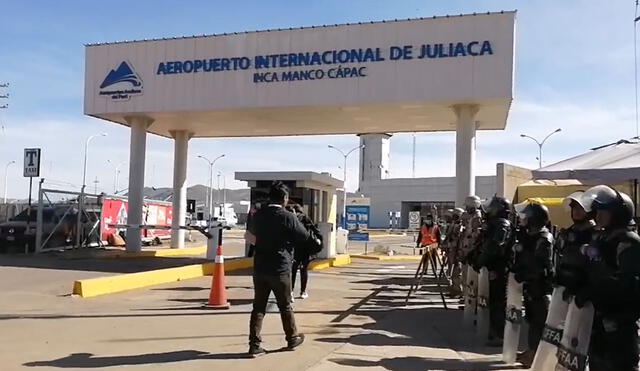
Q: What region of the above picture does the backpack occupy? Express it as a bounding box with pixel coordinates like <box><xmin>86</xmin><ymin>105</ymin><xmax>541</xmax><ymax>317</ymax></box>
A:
<box><xmin>306</xmin><ymin>223</ymin><xmax>324</xmax><ymax>256</ymax></box>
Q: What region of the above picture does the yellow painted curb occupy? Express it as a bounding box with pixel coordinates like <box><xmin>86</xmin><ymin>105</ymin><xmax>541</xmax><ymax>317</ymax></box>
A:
<box><xmin>73</xmin><ymin>253</ymin><xmax>351</xmax><ymax>298</ymax></box>
<box><xmin>99</xmin><ymin>246</ymin><xmax>207</xmax><ymax>258</ymax></box>
<box><xmin>350</xmin><ymin>254</ymin><xmax>422</xmax><ymax>261</ymax></box>
<box><xmin>368</xmin><ymin>234</ymin><xmax>407</xmax><ymax>239</ymax></box>
<box><xmin>309</xmin><ymin>254</ymin><xmax>351</xmax><ymax>270</ymax></box>
<box><xmin>73</xmin><ymin>257</ymin><xmax>252</xmax><ymax>298</ymax></box>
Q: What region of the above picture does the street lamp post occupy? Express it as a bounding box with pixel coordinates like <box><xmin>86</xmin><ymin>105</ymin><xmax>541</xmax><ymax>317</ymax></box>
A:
<box><xmin>107</xmin><ymin>160</ymin><xmax>126</xmax><ymax>194</ymax></box>
<box><xmin>3</xmin><ymin>160</ymin><xmax>16</xmax><ymax>204</ymax></box>
<box><xmin>76</xmin><ymin>133</ymin><xmax>107</xmax><ymax>248</ymax></box>
<box><xmin>328</xmin><ymin>144</ymin><xmax>364</xmax><ymax>229</ymax></box>
<box><xmin>218</xmin><ymin>171</ymin><xmax>226</xmax><ymax>217</ymax></box>
<box><xmin>197</xmin><ymin>154</ymin><xmax>225</xmax><ymax>221</ymax></box>
<box><xmin>520</xmin><ymin>128</ymin><xmax>562</xmax><ymax>169</ymax></box>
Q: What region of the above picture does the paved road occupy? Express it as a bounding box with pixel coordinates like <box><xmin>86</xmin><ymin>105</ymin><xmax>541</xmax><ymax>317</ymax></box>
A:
<box><xmin>1</xmin><ymin>258</ymin><xmax>526</xmax><ymax>371</ymax></box>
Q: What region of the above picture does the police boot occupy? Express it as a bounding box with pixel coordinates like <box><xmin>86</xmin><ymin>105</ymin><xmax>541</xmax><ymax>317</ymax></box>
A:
<box><xmin>516</xmin><ymin>350</ymin><xmax>535</xmax><ymax>367</ymax></box>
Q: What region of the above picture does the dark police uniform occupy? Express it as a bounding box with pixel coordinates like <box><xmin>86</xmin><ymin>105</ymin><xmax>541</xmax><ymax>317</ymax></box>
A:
<box><xmin>476</xmin><ymin>215</ymin><xmax>513</xmax><ymax>341</ymax></box>
<box><xmin>584</xmin><ymin>228</ymin><xmax>640</xmax><ymax>371</ymax></box>
<box><xmin>512</xmin><ymin>226</ymin><xmax>553</xmax><ymax>351</ymax></box>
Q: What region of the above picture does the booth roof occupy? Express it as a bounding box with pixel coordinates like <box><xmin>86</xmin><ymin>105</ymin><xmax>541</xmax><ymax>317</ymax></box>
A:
<box><xmin>532</xmin><ymin>139</ymin><xmax>640</xmax><ymax>182</ymax></box>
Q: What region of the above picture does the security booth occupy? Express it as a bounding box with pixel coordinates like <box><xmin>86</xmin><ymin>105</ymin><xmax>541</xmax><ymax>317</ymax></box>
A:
<box><xmin>235</xmin><ymin>171</ymin><xmax>342</xmax><ymax>259</ymax></box>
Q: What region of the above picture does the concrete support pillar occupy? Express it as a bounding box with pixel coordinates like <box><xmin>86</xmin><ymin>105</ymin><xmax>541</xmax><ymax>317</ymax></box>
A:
<box><xmin>170</xmin><ymin>130</ymin><xmax>192</xmax><ymax>249</ymax></box>
<box><xmin>453</xmin><ymin>104</ymin><xmax>479</xmax><ymax>207</ymax></box>
<box><xmin>318</xmin><ymin>189</ymin><xmax>337</xmax><ymax>259</ymax></box>
<box><xmin>125</xmin><ymin>116</ymin><xmax>153</xmax><ymax>252</ymax></box>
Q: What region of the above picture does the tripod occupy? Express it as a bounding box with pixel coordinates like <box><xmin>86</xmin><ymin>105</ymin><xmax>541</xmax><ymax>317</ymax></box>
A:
<box><xmin>405</xmin><ymin>244</ymin><xmax>448</xmax><ymax>309</ymax></box>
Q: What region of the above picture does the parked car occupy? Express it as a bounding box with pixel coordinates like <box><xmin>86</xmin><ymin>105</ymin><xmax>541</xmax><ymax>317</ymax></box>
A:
<box><xmin>0</xmin><ymin>206</ymin><xmax>78</xmax><ymax>253</ymax></box>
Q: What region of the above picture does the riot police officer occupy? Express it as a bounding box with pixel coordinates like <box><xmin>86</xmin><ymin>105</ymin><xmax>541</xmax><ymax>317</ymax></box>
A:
<box><xmin>555</xmin><ymin>191</ymin><xmax>595</xmax><ymax>290</ymax></box>
<box><xmin>461</xmin><ymin>195</ymin><xmax>483</xmax><ymax>308</ymax></box>
<box><xmin>578</xmin><ymin>186</ymin><xmax>640</xmax><ymax>371</ymax></box>
<box><xmin>461</xmin><ymin>196</ymin><xmax>483</xmax><ymax>260</ymax></box>
<box><xmin>476</xmin><ymin>195</ymin><xmax>513</xmax><ymax>346</ymax></box>
<box><xmin>511</xmin><ymin>202</ymin><xmax>554</xmax><ymax>366</ymax></box>
<box><xmin>444</xmin><ymin>207</ymin><xmax>465</xmax><ymax>297</ymax></box>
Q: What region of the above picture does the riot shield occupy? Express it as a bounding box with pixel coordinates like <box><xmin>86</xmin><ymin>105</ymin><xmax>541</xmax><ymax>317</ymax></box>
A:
<box><xmin>476</xmin><ymin>267</ymin><xmax>490</xmax><ymax>340</ymax></box>
<box><xmin>463</xmin><ymin>264</ymin><xmax>478</xmax><ymax>328</ymax></box>
<box><xmin>555</xmin><ymin>299</ymin><xmax>594</xmax><ymax>371</ymax></box>
<box><xmin>502</xmin><ymin>272</ymin><xmax>523</xmax><ymax>363</ymax></box>
<box><xmin>529</xmin><ymin>286</ymin><xmax>570</xmax><ymax>370</ymax></box>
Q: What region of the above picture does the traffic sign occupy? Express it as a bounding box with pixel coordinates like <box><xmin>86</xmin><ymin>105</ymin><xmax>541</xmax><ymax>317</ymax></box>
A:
<box><xmin>187</xmin><ymin>199</ymin><xmax>196</xmax><ymax>213</ymax></box>
<box><xmin>409</xmin><ymin>211</ymin><xmax>421</xmax><ymax>230</ymax></box>
<box><xmin>23</xmin><ymin>148</ymin><xmax>41</xmax><ymax>177</ymax></box>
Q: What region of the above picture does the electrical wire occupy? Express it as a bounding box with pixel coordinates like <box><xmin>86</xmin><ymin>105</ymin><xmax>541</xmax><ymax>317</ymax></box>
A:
<box><xmin>634</xmin><ymin>0</ymin><xmax>639</xmax><ymax>138</ymax></box>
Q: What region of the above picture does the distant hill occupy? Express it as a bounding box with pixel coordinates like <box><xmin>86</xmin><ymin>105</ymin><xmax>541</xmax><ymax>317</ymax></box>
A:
<box><xmin>142</xmin><ymin>185</ymin><xmax>250</xmax><ymax>212</ymax></box>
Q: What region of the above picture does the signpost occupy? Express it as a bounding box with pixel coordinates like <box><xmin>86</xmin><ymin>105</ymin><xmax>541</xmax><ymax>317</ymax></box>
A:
<box><xmin>346</xmin><ymin>204</ymin><xmax>370</xmax><ymax>241</ymax></box>
<box><xmin>186</xmin><ymin>199</ymin><xmax>196</xmax><ymax>213</ymax></box>
<box><xmin>23</xmin><ymin>148</ymin><xmax>41</xmax><ymax>253</ymax></box>
<box><xmin>409</xmin><ymin>211</ymin><xmax>421</xmax><ymax>230</ymax></box>
<box><xmin>23</xmin><ymin>148</ymin><xmax>41</xmax><ymax>205</ymax></box>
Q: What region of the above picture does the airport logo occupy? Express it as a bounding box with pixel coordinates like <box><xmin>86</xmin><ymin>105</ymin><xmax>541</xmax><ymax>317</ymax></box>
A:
<box><xmin>99</xmin><ymin>61</ymin><xmax>143</xmax><ymax>101</ymax></box>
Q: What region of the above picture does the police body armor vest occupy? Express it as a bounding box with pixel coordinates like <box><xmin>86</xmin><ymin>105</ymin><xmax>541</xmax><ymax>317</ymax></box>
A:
<box><xmin>477</xmin><ymin>217</ymin><xmax>512</xmax><ymax>271</ymax></box>
<box><xmin>513</xmin><ymin>227</ymin><xmax>553</xmax><ymax>289</ymax></box>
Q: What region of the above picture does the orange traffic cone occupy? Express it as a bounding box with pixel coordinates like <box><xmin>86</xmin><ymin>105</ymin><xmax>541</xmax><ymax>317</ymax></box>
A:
<box><xmin>206</xmin><ymin>245</ymin><xmax>230</xmax><ymax>309</ymax></box>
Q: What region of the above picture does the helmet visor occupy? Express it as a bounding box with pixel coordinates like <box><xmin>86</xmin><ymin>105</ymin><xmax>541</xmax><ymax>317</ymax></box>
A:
<box><xmin>563</xmin><ymin>191</ymin><xmax>585</xmax><ymax>212</ymax></box>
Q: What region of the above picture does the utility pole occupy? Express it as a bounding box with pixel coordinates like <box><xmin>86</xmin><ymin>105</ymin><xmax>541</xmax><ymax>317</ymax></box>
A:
<box><xmin>197</xmin><ymin>154</ymin><xmax>225</xmax><ymax>221</ymax></box>
<box><xmin>93</xmin><ymin>176</ymin><xmax>99</xmax><ymax>194</ymax></box>
<box><xmin>328</xmin><ymin>144</ymin><xmax>365</xmax><ymax>229</ymax></box>
<box><xmin>412</xmin><ymin>133</ymin><xmax>416</xmax><ymax>178</ymax></box>
<box><xmin>3</xmin><ymin>160</ymin><xmax>16</xmax><ymax>204</ymax></box>
<box><xmin>0</xmin><ymin>83</ymin><xmax>8</xmax><ymax>142</ymax></box>
<box><xmin>1</xmin><ymin>84</ymin><xmax>11</xmax><ymax>204</ymax></box>
<box><xmin>0</xmin><ymin>82</ymin><xmax>8</xmax><ymax>110</ymax></box>
<box><xmin>217</xmin><ymin>172</ymin><xmax>221</xmax><ymax>216</ymax></box>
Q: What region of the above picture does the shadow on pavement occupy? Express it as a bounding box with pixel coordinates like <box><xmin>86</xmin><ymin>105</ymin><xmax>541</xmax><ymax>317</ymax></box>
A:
<box><xmin>152</xmin><ymin>286</ymin><xmax>208</xmax><ymax>292</ymax></box>
<box><xmin>23</xmin><ymin>350</ymin><xmax>254</xmax><ymax>368</ymax></box>
<box><xmin>329</xmin><ymin>356</ymin><xmax>522</xmax><ymax>371</ymax></box>
<box><xmin>169</xmin><ymin>297</ymin><xmax>254</xmax><ymax>306</ymax></box>
<box><xmin>0</xmin><ymin>253</ymin><xmax>207</xmax><ymax>273</ymax></box>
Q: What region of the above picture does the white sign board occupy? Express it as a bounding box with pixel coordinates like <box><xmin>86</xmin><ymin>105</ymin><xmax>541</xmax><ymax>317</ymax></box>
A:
<box><xmin>409</xmin><ymin>211</ymin><xmax>421</xmax><ymax>230</ymax></box>
<box><xmin>23</xmin><ymin>148</ymin><xmax>41</xmax><ymax>178</ymax></box>
<box><xmin>84</xmin><ymin>12</ymin><xmax>515</xmax><ymax>138</ymax></box>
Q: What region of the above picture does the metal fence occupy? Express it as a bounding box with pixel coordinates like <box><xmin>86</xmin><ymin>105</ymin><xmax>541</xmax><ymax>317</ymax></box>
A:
<box><xmin>0</xmin><ymin>203</ymin><xmax>29</xmax><ymax>223</ymax></box>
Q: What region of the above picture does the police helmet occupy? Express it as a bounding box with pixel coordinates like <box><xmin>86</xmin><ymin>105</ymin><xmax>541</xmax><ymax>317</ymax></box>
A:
<box><xmin>514</xmin><ymin>201</ymin><xmax>528</xmax><ymax>214</ymax></box>
<box><xmin>519</xmin><ymin>202</ymin><xmax>550</xmax><ymax>229</ymax></box>
<box><xmin>562</xmin><ymin>191</ymin><xmax>587</xmax><ymax>212</ymax></box>
<box><xmin>484</xmin><ymin>195</ymin><xmax>512</xmax><ymax>218</ymax></box>
<box><xmin>464</xmin><ymin>195</ymin><xmax>481</xmax><ymax>210</ymax></box>
<box><xmin>452</xmin><ymin>208</ymin><xmax>464</xmax><ymax>218</ymax></box>
<box><xmin>442</xmin><ymin>209</ymin><xmax>454</xmax><ymax>223</ymax></box>
<box><xmin>582</xmin><ymin>185</ymin><xmax>634</xmax><ymax>227</ymax></box>
<box><xmin>580</xmin><ymin>185</ymin><xmax>611</xmax><ymax>213</ymax></box>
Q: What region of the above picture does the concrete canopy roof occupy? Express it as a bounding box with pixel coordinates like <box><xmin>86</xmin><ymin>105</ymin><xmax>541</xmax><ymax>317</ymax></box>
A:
<box><xmin>235</xmin><ymin>171</ymin><xmax>343</xmax><ymax>189</ymax></box>
<box><xmin>85</xmin><ymin>12</ymin><xmax>515</xmax><ymax>138</ymax></box>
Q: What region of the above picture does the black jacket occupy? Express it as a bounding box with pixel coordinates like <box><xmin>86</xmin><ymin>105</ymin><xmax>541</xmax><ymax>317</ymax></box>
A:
<box><xmin>253</xmin><ymin>205</ymin><xmax>311</xmax><ymax>275</ymax></box>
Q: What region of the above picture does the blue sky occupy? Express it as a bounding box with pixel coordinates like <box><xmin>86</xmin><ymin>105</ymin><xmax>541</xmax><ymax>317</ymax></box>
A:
<box><xmin>0</xmin><ymin>0</ymin><xmax>637</xmax><ymax>198</ymax></box>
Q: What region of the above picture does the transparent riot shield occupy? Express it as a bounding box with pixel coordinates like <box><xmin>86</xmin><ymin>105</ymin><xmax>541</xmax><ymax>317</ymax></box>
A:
<box><xmin>476</xmin><ymin>267</ymin><xmax>491</xmax><ymax>340</ymax></box>
<box><xmin>530</xmin><ymin>286</ymin><xmax>570</xmax><ymax>370</ymax></box>
<box><xmin>555</xmin><ymin>299</ymin><xmax>594</xmax><ymax>371</ymax></box>
<box><xmin>502</xmin><ymin>272</ymin><xmax>524</xmax><ymax>363</ymax></box>
<box><xmin>463</xmin><ymin>264</ymin><xmax>478</xmax><ymax>329</ymax></box>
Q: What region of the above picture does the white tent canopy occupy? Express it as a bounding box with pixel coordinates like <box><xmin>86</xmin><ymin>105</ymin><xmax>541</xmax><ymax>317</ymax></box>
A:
<box><xmin>532</xmin><ymin>139</ymin><xmax>640</xmax><ymax>181</ymax></box>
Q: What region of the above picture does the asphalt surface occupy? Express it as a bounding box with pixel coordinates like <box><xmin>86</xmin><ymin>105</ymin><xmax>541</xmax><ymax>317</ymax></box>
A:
<box><xmin>0</xmin><ymin>256</ymin><xmax>527</xmax><ymax>371</ymax></box>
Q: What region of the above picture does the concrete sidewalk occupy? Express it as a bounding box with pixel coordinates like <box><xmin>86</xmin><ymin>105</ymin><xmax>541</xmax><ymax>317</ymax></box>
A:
<box><xmin>2</xmin><ymin>259</ymin><xmax>525</xmax><ymax>370</ymax></box>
